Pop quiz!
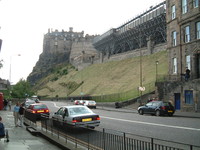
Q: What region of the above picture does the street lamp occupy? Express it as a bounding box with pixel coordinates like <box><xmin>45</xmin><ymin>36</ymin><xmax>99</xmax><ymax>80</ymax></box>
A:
<box><xmin>9</xmin><ymin>54</ymin><xmax>21</xmax><ymax>84</ymax></box>
<box><xmin>155</xmin><ymin>60</ymin><xmax>159</xmax><ymax>82</ymax></box>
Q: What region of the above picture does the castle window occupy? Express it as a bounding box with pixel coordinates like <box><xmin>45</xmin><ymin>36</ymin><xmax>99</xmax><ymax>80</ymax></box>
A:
<box><xmin>196</xmin><ymin>22</ymin><xmax>200</xmax><ymax>39</ymax></box>
<box><xmin>193</xmin><ymin>0</ymin><xmax>199</xmax><ymax>8</ymax></box>
<box><xmin>172</xmin><ymin>57</ymin><xmax>177</xmax><ymax>74</ymax></box>
<box><xmin>184</xmin><ymin>26</ymin><xmax>190</xmax><ymax>43</ymax></box>
<box><xmin>172</xmin><ymin>5</ymin><xmax>176</xmax><ymax>20</ymax></box>
<box><xmin>182</xmin><ymin>0</ymin><xmax>188</xmax><ymax>14</ymax></box>
<box><xmin>186</xmin><ymin>55</ymin><xmax>191</xmax><ymax>70</ymax></box>
<box><xmin>172</xmin><ymin>31</ymin><xmax>177</xmax><ymax>46</ymax></box>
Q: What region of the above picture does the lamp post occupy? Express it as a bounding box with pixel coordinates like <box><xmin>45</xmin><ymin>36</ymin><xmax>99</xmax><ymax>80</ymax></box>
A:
<box><xmin>9</xmin><ymin>54</ymin><xmax>21</xmax><ymax>84</ymax></box>
<box><xmin>155</xmin><ymin>60</ymin><xmax>159</xmax><ymax>82</ymax></box>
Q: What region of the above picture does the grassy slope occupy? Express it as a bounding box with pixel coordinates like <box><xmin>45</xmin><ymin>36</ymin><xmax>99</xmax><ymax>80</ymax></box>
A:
<box><xmin>36</xmin><ymin>50</ymin><xmax>168</xmax><ymax>100</ymax></box>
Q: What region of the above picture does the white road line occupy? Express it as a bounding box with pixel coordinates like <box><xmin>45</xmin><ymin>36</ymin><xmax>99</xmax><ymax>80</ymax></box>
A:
<box><xmin>101</xmin><ymin>116</ymin><xmax>200</xmax><ymax>131</ymax></box>
<box><xmin>51</xmin><ymin>102</ymin><xmax>60</xmax><ymax>108</ymax></box>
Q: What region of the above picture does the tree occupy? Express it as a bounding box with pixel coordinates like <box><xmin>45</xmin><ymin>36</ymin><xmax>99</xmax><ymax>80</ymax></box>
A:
<box><xmin>11</xmin><ymin>78</ymin><xmax>34</xmax><ymax>99</ymax></box>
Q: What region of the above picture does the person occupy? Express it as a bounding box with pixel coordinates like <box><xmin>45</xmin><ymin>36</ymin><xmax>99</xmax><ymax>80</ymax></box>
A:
<box><xmin>185</xmin><ymin>67</ymin><xmax>190</xmax><ymax>81</ymax></box>
<box><xmin>8</xmin><ymin>100</ymin><xmax>12</xmax><ymax>111</ymax></box>
<box><xmin>13</xmin><ymin>102</ymin><xmax>20</xmax><ymax>127</ymax></box>
<box><xmin>18</xmin><ymin>104</ymin><xmax>24</xmax><ymax>127</ymax></box>
<box><xmin>3</xmin><ymin>99</ymin><xmax>8</xmax><ymax>110</ymax></box>
<box><xmin>0</xmin><ymin>116</ymin><xmax>9</xmax><ymax>142</ymax></box>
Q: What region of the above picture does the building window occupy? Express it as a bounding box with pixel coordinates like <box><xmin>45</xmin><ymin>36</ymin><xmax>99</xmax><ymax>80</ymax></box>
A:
<box><xmin>172</xmin><ymin>5</ymin><xmax>176</xmax><ymax>19</ymax></box>
<box><xmin>182</xmin><ymin>0</ymin><xmax>188</xmax><ymax>14</ymax></box>
<box><xmin>173</xmin><ymin>57</ymin><xmax>177</xmax><ymax>74</ymax></box>
<box><xmin>196</xmin><ymin>22</ymin><xmax>200</xmax><ymax>39</ymax></box>
<box><xmin>184</xmin><ymin>26</ymin><xmax>190</xmax><ymax>43</ymax></box>
<box><xmin>193</xmin><ymin>0</ymin><xmax>199</xmax><ymax>8</ymax></box>
<box><xmin>186</xmin><ymin>55</ymin><xmax>191</xmax><ymax>70</ymax></box>
<box><xmin>172</xmin><ymin>31</ymin><xmax>177</xmax><ymax>46</ymax></box>
<box><xmin>185</xmin><ymin>90</ymin><xmax>193</xmax><ymax>104</ymax></box>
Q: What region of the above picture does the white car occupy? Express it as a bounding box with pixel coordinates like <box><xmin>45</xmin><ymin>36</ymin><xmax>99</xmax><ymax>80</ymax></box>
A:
<box><xmin>52</xmin><ymin>105</ymin><xmax>100</xmax><ymax>129</ymax></box>
<box><xmin>83</xmin><ymin>100</ymin><xmax>96</xmax><ymax>109</ymax></box>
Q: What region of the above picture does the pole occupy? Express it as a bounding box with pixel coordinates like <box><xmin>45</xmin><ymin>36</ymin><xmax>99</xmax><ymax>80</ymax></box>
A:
<box><xmin>139</xmin><ymin>28</ymin><xmax>142</xmax><ymax>106</ymax></box>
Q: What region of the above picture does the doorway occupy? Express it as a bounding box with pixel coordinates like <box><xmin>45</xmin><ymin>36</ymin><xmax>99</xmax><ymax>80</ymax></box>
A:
<box><xmin>174</xmin><ymin>93</ymin><xmax>181</xmax><ymax>110</ymax></box>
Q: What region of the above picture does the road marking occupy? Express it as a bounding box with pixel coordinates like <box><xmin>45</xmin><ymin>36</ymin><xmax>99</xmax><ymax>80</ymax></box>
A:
<box><xmin>101</xmin><ymin>116</ymin><xmax>200</xmax><ymax>131</ymax></box>
<box><xmin>51</xmin><ymin>102</ymin><xmax>60</xmax><ymax>108</ymax></box>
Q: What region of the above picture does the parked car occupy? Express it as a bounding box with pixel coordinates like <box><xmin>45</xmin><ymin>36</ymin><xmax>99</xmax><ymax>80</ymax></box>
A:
<box><xmin>83</xmin><ymin>100</ymin><xmax>96</xmax><ymax>109</ymax></box>
<box><xmin>137</xmin><ymin>101</ymin><xmax>175</xmax><ymax>116</ymax></box>
<box><xmin>52</xmin><ymin>105</ymin><xmax>100</xmax><ymax>129</ymax></box>
<box><xmin>25</xmin><ymin>103</ymin><xmax>50</xmax><ymax>119</ymax></box>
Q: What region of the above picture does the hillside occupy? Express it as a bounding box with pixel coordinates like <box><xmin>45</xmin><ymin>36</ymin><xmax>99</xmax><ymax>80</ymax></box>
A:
<box><xmin>34</xmin><ymin>50</ymin><xmax>168</xmax><ymax>101</ymax></box>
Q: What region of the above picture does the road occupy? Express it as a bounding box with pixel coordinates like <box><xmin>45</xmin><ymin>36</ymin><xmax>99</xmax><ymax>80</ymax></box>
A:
<box><xmin>43</xmin><ymin>100</ymin><xmax>200</xmax><ymax>147</ymax></box>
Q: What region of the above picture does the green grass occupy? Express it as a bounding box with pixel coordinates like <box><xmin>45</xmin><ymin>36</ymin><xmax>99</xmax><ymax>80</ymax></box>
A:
<box><xmin>35</xmin><ymin>50</ymin><xmax>168</xmax><ymax>102</ymax></box>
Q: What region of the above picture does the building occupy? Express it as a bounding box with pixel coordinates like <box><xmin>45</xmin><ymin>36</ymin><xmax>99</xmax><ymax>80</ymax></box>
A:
<box><xmin>157</xmin><ymin>0</ymin><xmax>200</xmax><ymax>112</ymax></box>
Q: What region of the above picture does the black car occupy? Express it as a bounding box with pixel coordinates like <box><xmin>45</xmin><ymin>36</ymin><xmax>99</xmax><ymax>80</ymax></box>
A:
<box><xmin>138</xmin><ymin>101</ymin><xmax>175</xmax><ymax>116</ymax></box>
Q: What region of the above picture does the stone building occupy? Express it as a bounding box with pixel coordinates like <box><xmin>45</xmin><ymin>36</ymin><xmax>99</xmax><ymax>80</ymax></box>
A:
<box><xmin>157</xmin><ymin>0</ymin><xmax>200</xmax><ymax>112</ymax></box>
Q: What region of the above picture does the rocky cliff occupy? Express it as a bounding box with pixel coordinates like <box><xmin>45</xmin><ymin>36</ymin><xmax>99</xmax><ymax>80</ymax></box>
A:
<box><xmin>27</xmin><ymin>28</ymin><xmax>99</xmax><ymax>85</ymax></box>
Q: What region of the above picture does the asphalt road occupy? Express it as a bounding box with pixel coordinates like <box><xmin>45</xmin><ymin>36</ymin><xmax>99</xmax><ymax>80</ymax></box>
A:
<box><xmin>43</xmin><ymin>100</ymin><xmax>200</xmax><ymax>147</ymax></box>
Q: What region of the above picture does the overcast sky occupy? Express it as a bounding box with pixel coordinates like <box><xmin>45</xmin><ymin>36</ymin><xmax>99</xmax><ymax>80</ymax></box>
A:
<box><xmin>0</xmin><ymin>0</ymin><xmax>164</xmax><ymax>84</ymax></box>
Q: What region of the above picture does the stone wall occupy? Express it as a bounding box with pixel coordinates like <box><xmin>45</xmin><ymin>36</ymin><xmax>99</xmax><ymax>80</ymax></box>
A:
<box><xmin>94</xmin><ymin>43</ymin><xmax>167</xmax><ymax>64</ymax></box>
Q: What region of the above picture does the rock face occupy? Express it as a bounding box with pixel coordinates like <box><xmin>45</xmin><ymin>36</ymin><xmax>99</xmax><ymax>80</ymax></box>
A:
<box><xmin>27</xmin><ymin>28</ymin><xmax>99</xmax><ymax>85</ymax></box>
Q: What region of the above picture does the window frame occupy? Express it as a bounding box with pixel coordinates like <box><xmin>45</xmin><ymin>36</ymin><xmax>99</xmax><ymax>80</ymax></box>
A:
<box><xmin>172</xmin><ymin>5</ymin><xmax>176</xmax><ymax>20</ymax></box>
<box><xmin>196</xmin><ymin>22</ymin><xmax>200</xmax><ymax>39</ymax></box>
<box><xmin>172</xmin><ymin>57</ymin><xmax>177</xmax><ymax>74</ymax></box>
<box><xmin>172</xmin><ymin>31</ymin><xmax>177</xmax><ymax>46</ymax></box>
<box><xmin>185</xmin><ymin>90</ymin><xmax>193</xmax><ymax>104</ymax></box>
<box><xmin>182</xmin><ymin>0</ymin><xmax>188</xmax><ymax>14</ymax></box>
<box><xmin>186</xmin><ymin>55</ymin><xmax>191</xmax><ymax>70</ymax></box>
<box><xmin>193</xmin><ymin>0</ymin><xmax>199</xmax><ymax>8</ymax></box>
<box><xmin>184</xmin><ymin>26</ymin><xmax>190</xmax><ymax>43</ymax></box>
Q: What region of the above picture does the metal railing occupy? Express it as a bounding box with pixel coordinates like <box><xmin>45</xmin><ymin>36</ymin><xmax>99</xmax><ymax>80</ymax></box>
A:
<box><xmin>39</xmin><ymin>117</ymin><xmax>200</xmax><ymax>150</ymax></box>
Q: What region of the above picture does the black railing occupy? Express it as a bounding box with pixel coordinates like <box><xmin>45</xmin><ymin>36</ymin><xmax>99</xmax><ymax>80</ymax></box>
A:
<box><xmin>39</xmin><ymin>117</ymin><xmax>200</xmax><ymax>150</ymax></box>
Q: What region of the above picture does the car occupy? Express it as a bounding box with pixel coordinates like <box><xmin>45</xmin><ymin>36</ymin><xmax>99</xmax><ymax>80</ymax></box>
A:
<box><xmin>25</xmin><ymin>103</ymin><xmax>50</xmax><ymax>119</ymax></box>
<box><xmin>22</xmin><ymin>99</ymin><xmax>36</xmax><ymax>109</ymax></box>
<box><xmin>137</xmin><ymin>101</ymin><xmax>175</xmax><ymax>116</ymax></box>
<box><xmin>52</xmin><ymin>105</ymin><xmax>100</xmax><ymax>129</ymax></box>
<box><xmin>74</xmin><ymin>100</ymin><xmax>81</xmax><ymax>105</ymax></box>
<box><xmin>83</xmin><ymin>100</ymin><xmax>96</xmax><ymax>109</ymax></box>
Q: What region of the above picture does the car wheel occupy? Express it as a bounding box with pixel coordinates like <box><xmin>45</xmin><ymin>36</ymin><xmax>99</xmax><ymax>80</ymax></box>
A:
<box><xmin>156</xmin><ymin>110</ymin><xmax>160</xmax><ymax>116</ymax></box>
<box><xmin>139</xmin><ymin>109</ymin><xmax>143</xmax><ymax>115</ymax></box>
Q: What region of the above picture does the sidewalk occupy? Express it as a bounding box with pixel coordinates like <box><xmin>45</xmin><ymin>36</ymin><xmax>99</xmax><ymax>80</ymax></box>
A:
<box><xmin>0</xmin><ymin>109</ymin><xmax>62</xmax><ymax>150</ymax></box>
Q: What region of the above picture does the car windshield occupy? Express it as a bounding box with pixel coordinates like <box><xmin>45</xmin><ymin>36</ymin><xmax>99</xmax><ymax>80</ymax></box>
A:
<box><xmin>69</xmin><ymin>107</ymin><xmax>93</xmax><ymax>115</ymax></box>
<box><xmin>89</xmin><ymin>101</ymin><xmax>95</xmax><ymax>104</ymax></box>
<box><xmin>33</xmin><ymin>104</ymin><xmax>48</xmax><ymax>109</ymax></box>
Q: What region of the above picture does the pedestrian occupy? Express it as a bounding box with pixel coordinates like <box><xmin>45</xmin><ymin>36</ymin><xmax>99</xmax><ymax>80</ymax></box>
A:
<box><xmin>3</xmin><ymin>99</ymin><xmax>8</xmax><ymax>110</ymax></box>
<box><xmin>8</xmin><ymin>100</ymin><xmax>12</xmax><ymax>111</ymax></box>
<box><xmin>0</xmin><ymin>116</ymin><xmax>9</xmax><ymax>142</ymax></box>
<box><xmin>185</xmin><ymin>67</ymin><xmax>190</xmax><ymax>81</ymax></box>
<box><xmin>13</xmin><ymin>102</ymin><xmax>20</xmax><ymax>127</ymax></box>
<box><xmin>18</xmin><ymin>104</ymin><xmax>24</xmax><ymax>127</ymax></box>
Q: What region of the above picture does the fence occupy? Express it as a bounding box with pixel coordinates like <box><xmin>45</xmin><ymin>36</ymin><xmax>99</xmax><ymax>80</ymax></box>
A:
<box><xmin>39</xmin><ymin>117</ymin><xmax>200</xmax><ymax>150</ymax></box>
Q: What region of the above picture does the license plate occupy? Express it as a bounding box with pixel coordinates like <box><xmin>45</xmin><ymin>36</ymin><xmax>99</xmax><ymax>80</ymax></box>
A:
<box><xmin>82</xmin><ymin>118</ymin><xmax>92</xmax><ymax>122</ymax></box>
<box><xmin>37</xmin><ymin>110</ymin><xmax>44</xmax><ymax>113</ymax></box>
<box><xmin>168</xmin><ymin>110</ymin><xmax>173</xmax><ymax>112</ymax></box>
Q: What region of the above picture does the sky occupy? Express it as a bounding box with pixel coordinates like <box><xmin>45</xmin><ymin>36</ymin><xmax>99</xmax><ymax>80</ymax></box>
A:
<box><xmin>0</xmin><ymin>0</ymin><xmax>164</xmax><ymax>84</ymax></box>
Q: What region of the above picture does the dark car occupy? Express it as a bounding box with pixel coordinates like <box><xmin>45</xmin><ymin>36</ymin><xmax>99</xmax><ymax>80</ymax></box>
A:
<box><xmin>137</xmin><ymin>101</ymin><xmax>175</xmax><ymax>116</ymax></box>
<box><xmin>25</xmin><ymin>103</ymin><xmax>50</xmax><ymax>119</ymax></box>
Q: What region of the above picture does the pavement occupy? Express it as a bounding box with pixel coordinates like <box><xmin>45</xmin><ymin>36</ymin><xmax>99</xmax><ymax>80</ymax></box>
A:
<box><xmin>0</xmin><ymin>105</ymin><xmax>199</xmax><ymax>150</ymax></box>
<box><xmin>0</xmin><ymin>109</ymin><xmax>62</xmax><ymax>150</ymax></box>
